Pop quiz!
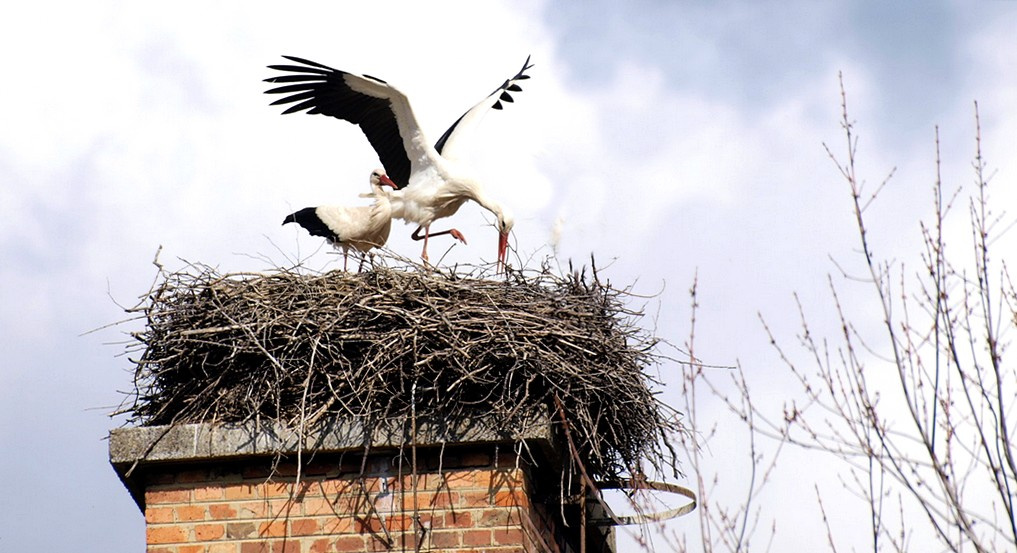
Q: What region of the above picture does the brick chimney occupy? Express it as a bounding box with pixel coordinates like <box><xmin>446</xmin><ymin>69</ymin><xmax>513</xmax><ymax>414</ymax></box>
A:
<box><xmin>110</xmin><ymin>418</ymin><xmax>615</xmax><ymax>552</ymax></box>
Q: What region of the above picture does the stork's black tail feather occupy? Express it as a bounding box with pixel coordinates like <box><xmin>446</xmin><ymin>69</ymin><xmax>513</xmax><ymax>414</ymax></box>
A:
<box><xmin>283</xmin><ymin>207</ymin><xmax>339</xmax><ymax>242</ymax></box>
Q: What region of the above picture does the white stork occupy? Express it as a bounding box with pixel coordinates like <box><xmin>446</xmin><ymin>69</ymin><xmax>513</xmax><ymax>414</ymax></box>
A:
<box><xmin>265</xmin><ymin>55</ymin><xmax>533</xmax><ymax>272</ymax></box>
<box><xmin>282</xmin><ymin>169</ymin><xmax>397</xmax><ymax>271</ymax></box>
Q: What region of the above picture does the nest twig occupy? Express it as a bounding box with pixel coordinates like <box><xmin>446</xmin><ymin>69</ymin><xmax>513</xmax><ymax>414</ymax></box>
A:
<box><xmin>119</xmin><ymin>257</ymin><xmax>682</xmax><ymax>482</ymax></box>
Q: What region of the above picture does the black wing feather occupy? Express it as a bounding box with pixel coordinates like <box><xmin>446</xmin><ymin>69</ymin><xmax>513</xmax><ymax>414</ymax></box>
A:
<box><xmin>268</xmin><ymin>64</ymin><xmax>331</xmax><ymax>75</ymax></box>
<box><xmin>281</xmin><ymin>55</ymin><xmax>336</xmax><ymax>71</ymax></box>
<box><xmin>263</xmin><ymin>74</ymin><xmax>326</xmax><ymax>84</ymax></box>
<box><xmin>269</xmin><ymin>90</ymin><xmax>316</xmax><ymax>104</ymax></box>
<box><xmin>265</xmin><ymin>83</ymin><xmax>322</xmax><ymax>95</ymax></box>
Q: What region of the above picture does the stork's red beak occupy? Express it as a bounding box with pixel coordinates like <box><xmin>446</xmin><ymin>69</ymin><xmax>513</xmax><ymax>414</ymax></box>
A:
<box><xmin>497</xmin><ymin>230</ymin><xmax>509</xmax><ymax>273</ymax></box>
<box><xmin>379</xmin><ymin>174</ymin><xmax>398</xmax><ymax>189</ymax></box>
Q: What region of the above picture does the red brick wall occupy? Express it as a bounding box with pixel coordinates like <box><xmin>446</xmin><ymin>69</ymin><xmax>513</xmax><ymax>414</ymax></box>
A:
<box><xmin>140</xmin><ymin>448</ymin><xmax>559</xmax><ymax>553</ymax></box>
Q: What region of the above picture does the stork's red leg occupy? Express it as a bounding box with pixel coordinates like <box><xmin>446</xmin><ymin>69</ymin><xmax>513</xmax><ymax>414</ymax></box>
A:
<box><xmin>411</xmin><ymin>225</ymin><xmax>432</xmax><ymax>263</ymax></box>
<box><xmin>412</xmin><ymin>226</ymin><xmax>467</xmax><ymax>244</ymax></box>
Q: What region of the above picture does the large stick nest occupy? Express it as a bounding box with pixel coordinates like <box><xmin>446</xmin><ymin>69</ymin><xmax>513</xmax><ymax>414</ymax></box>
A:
<box><xmin>122</xmin><ymin>260</ymin><xmax>682</xmax><ymax>481</ymax></box>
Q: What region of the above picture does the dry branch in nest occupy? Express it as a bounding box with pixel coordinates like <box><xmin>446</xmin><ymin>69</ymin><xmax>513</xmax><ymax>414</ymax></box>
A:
<box><xmin>121</xmin><ymin>259</ymin><xmax>682</xmax><ymax>482</ymax></box>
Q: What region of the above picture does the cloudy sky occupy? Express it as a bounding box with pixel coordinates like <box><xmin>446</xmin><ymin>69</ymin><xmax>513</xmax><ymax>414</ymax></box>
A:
<box><xmin>2</xmin><ymin>1</ymin><xmax>1015</xmax><ymax>551</ymax></box>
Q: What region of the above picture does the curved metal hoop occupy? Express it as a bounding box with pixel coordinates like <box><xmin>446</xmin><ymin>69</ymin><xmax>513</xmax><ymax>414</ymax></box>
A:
<box><xmin>589</xmin><ymin>479</ymin><xmax>697</xmax><ymax>526</ymax></box>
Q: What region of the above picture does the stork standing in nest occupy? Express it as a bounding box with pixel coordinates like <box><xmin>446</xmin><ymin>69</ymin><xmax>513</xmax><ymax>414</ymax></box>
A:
<box><xmin>283</xmin><ymin>169</ymin><xmax>397</xmax><ymax>271</ymax></box>
<box><xmin>265</xmin><ymin>56</ymin><xmax>533</xmax><ymax>272</ymax></box>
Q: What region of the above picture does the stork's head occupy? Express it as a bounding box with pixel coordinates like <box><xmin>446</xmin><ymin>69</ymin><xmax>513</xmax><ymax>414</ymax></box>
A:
<box><xmin>463</xmin><ymin>179</ymin><xmax>514</xmax><ymax>273</ymax></box>
<box><xmin>364</xmin><ymin>169</ymin><xmax>399</xmax><ymax>203</ymax></box>
<box><xmin>496</xmin><ymin>210</ymin><xmax>514</xmax><ymax>273</ymax></box>
<box><xmin>369</xmin><ymin>169</ymin><xmax>398</xmax><ymax>191</ymax></box>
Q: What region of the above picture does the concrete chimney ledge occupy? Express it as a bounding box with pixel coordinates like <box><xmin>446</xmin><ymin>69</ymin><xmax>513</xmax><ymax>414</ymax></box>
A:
<box><xmin>110</xmin><ymin>416</ymin><xmax>552</xmax><ymax>465</ymax></box>
<box><xmin>109</xmin><ymin>416</ymin><xmax>555</xmax><ymax>510</ymax></box>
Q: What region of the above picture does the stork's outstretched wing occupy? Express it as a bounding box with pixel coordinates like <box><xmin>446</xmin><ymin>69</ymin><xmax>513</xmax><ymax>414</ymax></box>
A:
<box><xmin>265</xmin><ymin>56</ymin><xmax>434</xmax><ymax>188</ymax></box>
<box><xmin>433</xmin><ymin>56</ymin><xmax>533</xmax><ymax>162</ymax></box>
